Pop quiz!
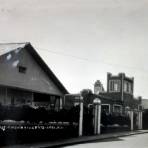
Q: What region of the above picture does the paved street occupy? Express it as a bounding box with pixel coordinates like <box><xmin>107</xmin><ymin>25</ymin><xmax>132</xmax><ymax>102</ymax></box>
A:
<box><xmin>64</xmin><ymin>133</ymin><xmax>148</xmax><ymax>148</ymax></box>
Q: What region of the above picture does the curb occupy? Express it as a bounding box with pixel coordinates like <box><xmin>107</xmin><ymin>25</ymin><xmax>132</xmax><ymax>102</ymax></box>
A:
<box><xmin>6</xmin><ymin>130</ymin><xmax>148</xmax><ymax>148</ymax></box>
<box><xmin>40</xmin><ymin>130</ymin><xmax>148</xmax><ymax>148</ymax></box>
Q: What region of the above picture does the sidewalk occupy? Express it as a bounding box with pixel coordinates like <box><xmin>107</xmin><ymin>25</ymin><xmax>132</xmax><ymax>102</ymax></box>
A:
<box><xmin>5</xmin><ymin>130</ymin><xmax>148</xmax><ymax>148</ymax></box>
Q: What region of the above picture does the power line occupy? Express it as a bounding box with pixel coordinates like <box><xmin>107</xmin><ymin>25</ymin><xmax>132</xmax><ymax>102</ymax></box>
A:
<box><xmin>36</xmin><ymin>47</ymin><xmax>148</xmax><ymax>73</ymax></box>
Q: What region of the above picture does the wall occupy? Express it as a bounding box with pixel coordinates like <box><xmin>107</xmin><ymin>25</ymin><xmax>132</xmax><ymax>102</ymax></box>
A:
<box><xmin>142</xmin><ymin>99</ymin><xmax>148</xmax><ymax>109</ymax></box>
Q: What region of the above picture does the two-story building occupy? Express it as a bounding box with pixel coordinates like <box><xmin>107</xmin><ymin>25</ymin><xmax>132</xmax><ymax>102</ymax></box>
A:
<box><xmin>94</xmin><ymin>73</ymin><xmax>141</xmax><ymax>114</ymax></box>
<box><xmin>64</xmin><ymin>73</ymin><xmax>141</xmax><ymax>114</ymax></box>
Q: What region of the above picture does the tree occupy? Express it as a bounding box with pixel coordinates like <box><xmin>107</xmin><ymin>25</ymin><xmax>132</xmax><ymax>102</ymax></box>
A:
<box><xmin>80</xmin><ymin>89</ymin><xmax>93</xmax><ymax>97</ymax></box>
<box><xmin>80</xmin><ymin>89</ymin><xmax>93</xmax><ymax>106</ymax></box>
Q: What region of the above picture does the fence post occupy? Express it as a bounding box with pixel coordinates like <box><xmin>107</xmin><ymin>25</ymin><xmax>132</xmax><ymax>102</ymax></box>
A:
<box><xmin>138</xmin><ymin>111</ymin><xmax>141</xmax><ymax>130</ymax></box>
<box><xmin>137</xmin><ymin>108</ymin><xmax>143</xmax><ymax>130</ymax></box>
<box><xmin>140</xmin><ymin>111</ymin><xmax>143</xmax><ymax>129</ymax></box>
<box><xmin>125</xmin><ymin>107</ymin><xmax>133</xmax><ymax>131</ymax></box>
<box><xmin>93</xmin><ymin>105</ymin><xmax>96</xmax><ymax>134</ymax></box>
<box><xmin>97</xmin><ymin>100</ymin><xmax>101</xmax><ymax>134</ymax></box>
<box><xmin>93</xmin><ymin>98</ymin><xmax>101</xmax><ymax>135</ymax></box>
<box><xmin>79</xmin><ymin>96</ymin><xmax>83</xmax><ymax>136</ymax></box>
<box><xmin>130</xmin><ymin>111</ymin><xmax>134</xmax><ymax>131</ymax></box>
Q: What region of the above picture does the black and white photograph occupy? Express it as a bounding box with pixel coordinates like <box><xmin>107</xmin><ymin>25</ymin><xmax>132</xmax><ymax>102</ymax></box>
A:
<box><xmin>0</xmin><ymin>0</ymin><xmax>148</xmax><ymax>147</ymax></box>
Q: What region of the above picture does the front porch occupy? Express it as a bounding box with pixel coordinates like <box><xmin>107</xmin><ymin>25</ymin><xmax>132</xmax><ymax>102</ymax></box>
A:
<box><xmin>0</xmin><ymin>86</ymin><xmax>63</xmax><ymax>110</ymax></box>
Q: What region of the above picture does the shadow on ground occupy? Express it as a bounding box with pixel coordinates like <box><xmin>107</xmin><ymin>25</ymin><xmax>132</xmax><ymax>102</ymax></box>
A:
<box><xmin>59</xmin><ymin>137</ymin><xmax>124</xmax><ymax>148</ymax></box>
<box><xmin>93</xmin><ymin>137</ymin><xmax>124</xmax><ymax>143</ymax></box>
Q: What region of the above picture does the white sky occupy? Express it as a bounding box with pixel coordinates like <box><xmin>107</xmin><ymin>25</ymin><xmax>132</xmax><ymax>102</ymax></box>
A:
<box><xmin>0</xmin><ymin>0</ymin><xmax>148</xmax><ymax>98</ymax></box>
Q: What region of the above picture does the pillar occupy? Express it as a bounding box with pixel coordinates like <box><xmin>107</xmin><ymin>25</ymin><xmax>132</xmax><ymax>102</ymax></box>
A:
<box><xmin>130</xmin><ymin>111</ymin><xmax>134</xmax><ymax>131</ymax></box>
<box><xmin>59</xmin><ymin>97</ymin><xmax>63</xmax><ymax>110</ymax></box>
<box><xmin>31</xmin><ymin>92</ymin><xmax>34</xmax><ymax>105</ymax></box>
<box><xmin>97</xmin><ymin>102</ymin><xmax>101</xmax><ymax>134</ymax></box>
<box><xmin>137</xmin><ymin>111</ymin><xmax>143</xmax><ymax>130</ymax></box>
<box><xmin>138</xmin><ymin>111</ymin><xmax>141</xmax><ymax>130</ymax></box>
<box><xmin>94</xmin><ymin>104</ymin><xmax>97</xmax><ymax>134</ymax></box>
<box><xmin>79</xmin><ymin>96</ymin><xmax>83</xmax><ymax>136</ymax></box>
<box><xmin>140</xmin><ymin>111</ymin><xmax>143</xmax><ymax>129</ymax></box>
<box><xmin>93</xmin><ymin>98</ymin><xmax>101</xmax><ymax>135</ymax></box>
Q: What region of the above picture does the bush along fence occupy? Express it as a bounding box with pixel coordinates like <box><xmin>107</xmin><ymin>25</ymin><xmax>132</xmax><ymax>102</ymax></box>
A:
<box><xmin>0</xmin><ymin>97</ymin><xmax>143</xmax><ymax>145</ymax></box>
<box><xmin>0</xmin><ymin>105</ymin><xmax>80</xmax><ymax>145</ymax></box>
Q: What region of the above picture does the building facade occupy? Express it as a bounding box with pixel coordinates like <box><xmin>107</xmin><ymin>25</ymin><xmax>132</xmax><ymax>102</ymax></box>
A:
<box><xmin>0</xmin><ymin>43</ymin><xmax>68</xmax><ymax>110</ymax></box>
<box><xmin>141</xmin><ymin>99</ymin><xmax>148</xmax><ymax>110</ymax></box>
<box><xmin>96</xmin><ymin>73</ymin><xmax>141</xmax><ymax>114</ymax></box>
<box><xmin>64</xmin><ymin>72</ymin><xmax>141</xmax><ymax>114</ymax></box>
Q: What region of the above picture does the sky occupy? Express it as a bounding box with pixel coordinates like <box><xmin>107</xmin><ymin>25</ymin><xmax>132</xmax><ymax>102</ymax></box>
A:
<box><xmin>0</xmin><ymin>0</ymin><xmax>148</xmax><ymax>98</ymax></box>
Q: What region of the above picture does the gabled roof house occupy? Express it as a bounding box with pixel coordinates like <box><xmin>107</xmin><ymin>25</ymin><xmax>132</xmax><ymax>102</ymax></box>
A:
<box><xmin>0</xmin><ymin>42</ymin><xmax>68</xmax><ymax>109</ymax></box>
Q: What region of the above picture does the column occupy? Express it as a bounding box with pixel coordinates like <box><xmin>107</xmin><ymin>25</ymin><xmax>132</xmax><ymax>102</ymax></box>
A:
<box><xmin>130</xmin><ymin>111</ymin><xmax>134</xmax><ymax>131</ymax></box>
<box><xmin>59</xmin><ymin>97</ymin><xmax>63</xmax><ymax>110</ymax></box>
<box><xmin>138</xmin><ymin>111</ymin><xmax>141</xmax><ymax>130</ymax></box>
<box><xmin>140</xmin><ymin>111</ymin><xmax>143</xmax><ymax>130</ymax></box>
<box><xmin>31</xmin><ymin>92</ymin><xmax>34</xmax><ymax>105</ymax></box>
<box><xmin>97</xmin><ymin>102</ymin><xmax>101</xmax><ymax>134</ymax></box>
<box><xmin>138</xmin><ymin>111</ymin><xmax>143</xmax><ymax>130</ymax></box>
<box><xmin>94</xmin><ymin>104</ymin><xmax>97</xmax><ymax>134</ymax></box>
<box><xmin>93</xmin><ymin>98</ymin><xmax>101</xmax><ymax>135</ymax></box>
<box><xmin>79</xmin><ymin>96</ymin><xmax>83</xmax><ymax>136</ymax></box>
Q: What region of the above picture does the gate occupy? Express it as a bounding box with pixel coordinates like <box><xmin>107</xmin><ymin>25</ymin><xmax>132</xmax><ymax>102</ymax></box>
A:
<box><xmin>133</xmin><ymin>112</ymin><xmax>138</xmax><ymax>130</ymax></box>
<box><xmin>83</xmin><ymin>106</ymin><xmax>94</xmax><ymax>135</ymax></box>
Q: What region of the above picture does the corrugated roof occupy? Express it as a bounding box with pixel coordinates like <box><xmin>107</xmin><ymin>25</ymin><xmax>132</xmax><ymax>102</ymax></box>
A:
<box><xmin>0</xmin><ymin>42</ymin><xmax>28</xmax><ymax>56</ymax></box>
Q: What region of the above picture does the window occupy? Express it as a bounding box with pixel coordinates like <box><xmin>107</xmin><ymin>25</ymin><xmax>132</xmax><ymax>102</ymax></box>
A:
<box><xmin>101</xmin><ymin>104</ymin><xmax>110</xmax><ymax>114</ymax></box>
<box><xmin>113</xmin><ymin>104</ymin><xmax>122</xmax><ymax>114</ymax></box>
<box><xmin>124</xmin><ymin>82</ymin><xmax>127</xmax><ymax>92</ymax></box>
<box><xmin>124</xmin><ymin>81</ymin><xmax>132</xmax><ymax>94</ymax></box>
<box><xmin>18</xmin><ymin>66</ymin><xmax>27</xmax><ymax>74</ymax></box>
<box><xmin>109</xmin><ymin>80</ymin><xmax>121</xmax><ymax>92</ymax></box>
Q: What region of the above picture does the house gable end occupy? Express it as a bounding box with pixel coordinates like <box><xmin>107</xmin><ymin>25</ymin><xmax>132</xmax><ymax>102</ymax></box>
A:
<box><xmin>0</xmin><ymin>43</ymin><xmax>68</xmax><ymax>96</ymax></box>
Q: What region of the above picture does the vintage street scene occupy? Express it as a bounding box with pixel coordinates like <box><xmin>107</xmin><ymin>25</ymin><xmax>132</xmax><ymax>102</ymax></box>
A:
<box><xmin>0</xmin><ymin>0</ymin><xmax>148</xmax><ymax>148</ymax></box>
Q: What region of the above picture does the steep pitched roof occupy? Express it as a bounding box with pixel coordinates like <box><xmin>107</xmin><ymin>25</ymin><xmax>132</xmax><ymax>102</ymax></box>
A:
<box><xmin>0</xmin><ymin>42</ymin><xmax>69</xmax><ymax>94</ymax></box>
<box><xmin>0</xmin><ymin>43</ymin><xmax>27</xmax><ymax>56</ymax></box>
